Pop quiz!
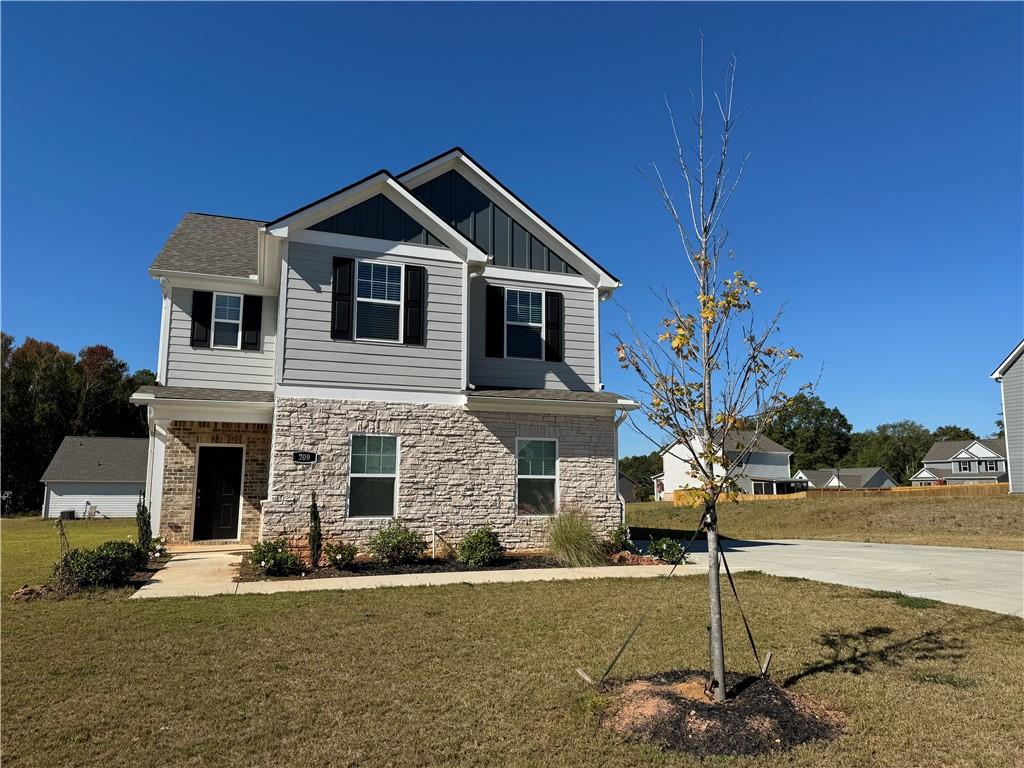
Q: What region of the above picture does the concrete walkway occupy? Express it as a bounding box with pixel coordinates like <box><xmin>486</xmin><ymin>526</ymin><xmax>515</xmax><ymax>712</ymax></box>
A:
<box><xmin>132</xmin><ymin>539</ymin><xmax>1024</xmax><ymax>616</ymax></box>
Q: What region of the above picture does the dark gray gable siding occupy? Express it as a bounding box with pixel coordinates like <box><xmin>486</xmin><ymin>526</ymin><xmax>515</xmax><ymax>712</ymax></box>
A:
<box><xmin>468</xmin><ymin>275</ymin><xmax>595</xmax><ymax>391</ymax></box>
<box><xmin>309</xmin><ymin>193</ymin><xmax>444</xmax><ymax>246</ymax></box>
<box><xmin>410</xmin><ymin>170</ymin><xmax>580</xmax><ymax>276</ymax></box>
<box><xmin>282</xmin><ymin>242</ymin><xmax>463</xmax><ymax>392</ymax></box>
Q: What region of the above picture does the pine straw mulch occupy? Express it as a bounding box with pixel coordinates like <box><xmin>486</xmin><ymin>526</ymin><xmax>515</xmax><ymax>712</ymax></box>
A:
<box><xmin>601</xmin><ymin>669</ymin><xmax>844</xmax><ymax>757</ymax></box>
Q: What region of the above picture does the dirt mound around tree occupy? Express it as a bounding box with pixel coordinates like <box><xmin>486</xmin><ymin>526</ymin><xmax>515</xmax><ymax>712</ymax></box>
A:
<box><xmin>602</xmin><ymin>670</ymin><xmax>843</xmax><ymax>756</ymax></box>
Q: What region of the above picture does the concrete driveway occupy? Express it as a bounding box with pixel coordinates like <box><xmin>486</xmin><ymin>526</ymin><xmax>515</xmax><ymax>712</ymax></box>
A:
<box><xmin>706</xmin><ymin>538</ymin><xmax>1024</xmax><ymax>617</ymax></box>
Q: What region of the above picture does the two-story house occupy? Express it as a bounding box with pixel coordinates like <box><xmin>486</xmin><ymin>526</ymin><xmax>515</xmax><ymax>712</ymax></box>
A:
<box><xmin>656</xmin><ymin>430</ymin><xmax>804</xmax><ymax>498</ymax></box>
<box><xmin>909</xmin><ymin>438</ymin><xmax>1009</xmax><ymax>486</ymax></box>
<box><xmin>131</xmin><ymin>148</ymin><xmax>637</xmax><ymax>551</ymax></box>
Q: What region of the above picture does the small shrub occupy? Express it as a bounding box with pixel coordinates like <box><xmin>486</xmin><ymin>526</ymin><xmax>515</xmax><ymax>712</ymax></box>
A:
<box><xmin>456</xmin><ymin>528</ymin><xmax>504</xmax><ymax>567</ymax></box>
<box><xmin>52</xmin><ymin>540</ymin><xmax>146</xmax><ymax>592</ymax></box>
<box><xmin>150</xmin><ymin>536</ymin><xmax>168</xmax><ymax>559</ymax></box>
<box><xmin>249</xmin><ymin>539</ymin><xmax>300</xmax><ymax>576</ymax></box>
<box><xmin>606</xmin><ymin>523</ymin><xmax>634</xmax><ymax>553</ymax></box>
<box><xmin>308</xmin><ymin>492</ymin><xmax>323</xmax><ymax>569</ymax></box>
<box><xmin>135</xmin><ymin>494</ymin><xmax>152</xmax><ymax>553</ymax></box>
<box><xmin>324</xmin><ymin>542</ymin><xmax>358</xmax><ymax>570</ymax></box>
<box><xmin>367</xmin><ymin>520</ymin><xmax>427</xmax><ymax>564</ymax></box>
<box><xmin>649</xmin><ymin>537</ymin><xmax>684</xmax><ymax>563</ymax></box>
<box><xmin>548</xmin><ymin>510</ymin><xmax>606</xmax><ymax>567</ymax></box>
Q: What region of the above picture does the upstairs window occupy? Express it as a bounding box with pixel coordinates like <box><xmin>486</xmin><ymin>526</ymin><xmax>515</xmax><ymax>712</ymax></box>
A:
<box><xmin>212</xmin><ymin>293</ymin><xmax>242</xmax><ymax>349</ymax></box>
<box><xmin>349</xmin><ymin>435</ymin><xmax>398</xmax><ymax>518</ymax></box>
<box><xmin>356</xmin><ymin>262</ymin><xmax>403</xmax><ymax>342</ymax></box>
<box><xmin>506</xmin><ymin>289</ymin><xmax>543</xmax><ymax>359</ymax></box>
<box><xmin>958</xmin><ymin>461</ymin><xmax>971</xmax><ymax>472</ymax></box>
<box><xmin>985</xmin><ymin>460</ymin><xmax>998</xmax><ymax>472</ymax></box>
<box><xmin>517</xmin><ymin>438</ymin><xmax>557</xmax><ymax>515</ymax></box>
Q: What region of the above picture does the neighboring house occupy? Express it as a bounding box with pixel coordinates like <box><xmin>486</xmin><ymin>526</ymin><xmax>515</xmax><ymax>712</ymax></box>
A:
<box><xmin>991</xmin><ymin>339</ymin><xmax>1024</xmax><ymax>493</ymax></box>
<box><xmin>793</xmin><ymin>466</ymin><xmax>896</xmax><ymax>490</ymax></box>
<box><xmin>651</xmin><ymin>472</ymin><xmax>665</xmax><ymax>500</ymax></box>
<box><xmin>618</xmin><ymin>472</ymin><xmax>638</xmax><ymax>504</ymax></box>
<box><xmin>909</xmin><ymin>438</ymin><xmax>1009</xmax><ymax>486</ymax></box>
<box><xmin>131</xmin><ymin>148</ymin><xmax>637</xmax><ymax>550</ymax></box>
<box><xmin>40</xmin><ymin>437</ymin><xmax>148</xmax><ymax>519</ymax></box>
<box><xmin>657</xmin><ymin>431</ymin><xmax>804</xmax><ymax>498</ymax></box>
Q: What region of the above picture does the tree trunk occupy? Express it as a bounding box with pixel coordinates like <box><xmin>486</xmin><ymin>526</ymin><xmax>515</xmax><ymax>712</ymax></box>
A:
<box><xmin>705</xmin><ymin>501</ymin><xmax>727</xmax><ymax>701</ymax></box>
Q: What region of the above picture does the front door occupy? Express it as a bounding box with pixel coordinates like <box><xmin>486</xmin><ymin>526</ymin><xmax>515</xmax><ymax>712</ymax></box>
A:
<box><xmin>193</xmin><ymin>446</ymin><xmax>243</xmax><ymax>541</ymax></box>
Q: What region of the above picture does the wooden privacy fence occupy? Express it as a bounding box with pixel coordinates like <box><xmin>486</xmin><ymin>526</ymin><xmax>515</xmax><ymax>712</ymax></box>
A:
<box><xmin>671</xmin><ymin>482</ymin><xmax>1009</xmax><ymax>506</ymax></box>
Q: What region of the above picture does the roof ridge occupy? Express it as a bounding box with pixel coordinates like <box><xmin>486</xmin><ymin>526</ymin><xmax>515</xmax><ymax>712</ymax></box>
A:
<box><xmin>187</xmin><ymin>211</ymin><xmax>268</xmax><ymax>224</ymax></box>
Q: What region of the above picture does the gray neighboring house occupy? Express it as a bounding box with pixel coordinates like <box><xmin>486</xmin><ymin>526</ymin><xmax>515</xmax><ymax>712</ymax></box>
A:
<box><xmin>617</xmin><ymin>472</ymin><xmax>638</xmax><ymax>504</ymax></box>
<box><xmin>909</xmin><ymin>438</ymin><xmax>1009</xmax><ymax>486</ymax></box>
<box><xmin>41</xmin><ymin>437</ymin><xmax>148</xmax><ymax>518</ymax></box>
<box><xmin>992</xmin><ymin>339</ymin><xmax>1024</xmax><ymax>493</ymax></box>
<box><xmin>130</xmin><ymin>147</ymin><xmax>638</xmax><ymax>551</ymax></box>
<box><xmin>792</xmin><ymin>466</ymin><xmax>896</xmax><ymax>490</ymax></box>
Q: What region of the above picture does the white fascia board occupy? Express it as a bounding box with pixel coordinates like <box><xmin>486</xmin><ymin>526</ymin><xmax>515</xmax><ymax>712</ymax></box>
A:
<box><xmin>268</xmin><ymin>173</ymin><xmax>388</xmax><ymax>237</ymax></box>
<box><xmin>130</xmin><ymin>394</ymin><xmax>274</xmax><ymax>424</ymax></box>
<box><xmin>909</xmin><ymin>468</ymin><xmax>937</xmax><ymax>479</ymax></box>
<box><xmin>148</xmin><ymin>270</ymin><xmax>276</xmax><ymax>296</ymax></box>
<box><xmin>401</xmin><ymin>153</ymin><xmax>620</xmax><ymax>291</ymax></box>
<box><xmin>156</xmin><ymin>279</ymin><xmax>171</xmax><ymax>385</ymax></box>
<box><xmin>991</xmin><ymin>339</ymin><xmax>1024</xmax><ymax>379</ymax></box>
<box><xmin>482</xmin><ymin>265</ymin><xmax>594</xmax><ymax>289</ymax></box>
<box><xmin>465</xmin><ymin>395</ymin><xmax>638</xmax><ymax>416</ymax></box>
<box><xmin>289</xmin><ymin>229</ymin><xmax>464</xmax><ymax>264</ymax></box>
<box><xmin>275</xmin><ymin>385</ymin><xmax>467</xmax><ymax>406</ymax></box>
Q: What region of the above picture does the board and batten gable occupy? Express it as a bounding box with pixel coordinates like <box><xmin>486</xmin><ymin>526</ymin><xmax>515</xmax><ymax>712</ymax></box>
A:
<box><xmin>165</xmin><ymin>287</ymin><xmax>277</xmax><ymax>391</ymax></box>
<box><xmin>468</xmin><ymin>273</ymin><xmax>597</xmax><ymax>391</ymax></box>
<box><xmin>281</xmin><ymin>241</ymin><xmax>464</xmax><ymax>392</ymax></box>
<box><xmin>1001</xmin><ymin>352</ymin><xmax>1024</xmax><ymax>493</ymax></box>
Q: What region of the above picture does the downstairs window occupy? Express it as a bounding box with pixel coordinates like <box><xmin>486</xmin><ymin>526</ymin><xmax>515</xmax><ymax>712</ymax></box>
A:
<box><xmin>349</xmin><ymin>435</ymin><xmax>398</xmax><ymax>517</ymax></box>
<box><xmin>517</xmin><ymin>438</ymin><xmax>557</xmax><ymax>515</ymax></box>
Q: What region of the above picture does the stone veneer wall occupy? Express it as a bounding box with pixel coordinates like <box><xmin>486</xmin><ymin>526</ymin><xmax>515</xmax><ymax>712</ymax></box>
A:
<box><xmin>260</xmin><ymin>398</ymin><xmax>620</xmax><ymax>552</ymax></box>
<box><xmin>160</xmin><ymin>421</ymin><xmax>271</xmax><ymax>545</ymax></box>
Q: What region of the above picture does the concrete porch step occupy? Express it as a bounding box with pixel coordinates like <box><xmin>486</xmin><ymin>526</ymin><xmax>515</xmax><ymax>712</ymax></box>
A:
<box><xmin>167</xmin><ymin>542</ymin><xmax>250</xmax><ymax>554</ymax></box>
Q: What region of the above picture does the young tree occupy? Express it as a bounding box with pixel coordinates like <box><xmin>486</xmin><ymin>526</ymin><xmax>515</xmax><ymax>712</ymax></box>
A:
<box><xmin>615</xmin><ymin>47</ymin><xmax>807</xmax><ymax>701</ymax></box>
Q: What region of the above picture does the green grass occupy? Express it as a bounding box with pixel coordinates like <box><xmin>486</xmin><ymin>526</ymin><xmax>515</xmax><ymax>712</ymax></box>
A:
<box><xmin>3</xmin><ymin>518</ymin><xmax>1023</xmax><ymax>767</ymax></box>
<box><xmin>627</xmin><ymin>494</ymin><xmax>1024</xmax><ymax>550</ymax></box>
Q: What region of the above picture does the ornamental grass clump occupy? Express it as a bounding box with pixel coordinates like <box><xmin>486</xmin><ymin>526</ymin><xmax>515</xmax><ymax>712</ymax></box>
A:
<box><xmin>548</xmin><ymin>510</ymin><xmax>607</xmax><ymax>567</ymax></box>
<box><xmin>455</xmin><ymin>528</ymin><xmax>504</xmax><ymax>567</ymax></box>
<box><xmin>367</xmin><ymin>520</ymin><xmax>427</xmax><ymax>564</ymax></box>
<box><xmin>249</xmin><ymin>539</ymin><xmax>300</xmax><ymax>576</ymax></box>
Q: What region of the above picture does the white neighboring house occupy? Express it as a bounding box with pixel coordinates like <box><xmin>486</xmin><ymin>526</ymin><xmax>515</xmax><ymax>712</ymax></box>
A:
<box><xmin>40</xmin><ymin>437</ymin><xmax>148</xmax><ymax>518</ymax></box>
<box><xmin>991</xmin><ymin>339</ymin><xmax>1023</xmax><ymax>493</ymax></box>
<box><xmin>793</xmin><ymin>467</ymin><xmax>896</xmax><ymax>490</ymax></box>
<box><xmin>908</xmin><ymin>438</ymin><xmax>1009</xmax><ymax>486</ymax></box>
<box><xmin>657</xmin><ymin>430</ymin><xmax>803</xmax><ymax>498</ymax></box>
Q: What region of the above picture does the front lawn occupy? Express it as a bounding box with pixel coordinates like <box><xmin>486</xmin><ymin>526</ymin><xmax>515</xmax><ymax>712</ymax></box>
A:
<box><xmin>628</xmin><ymin>494</ymin><xmax>1024</xmax><ymax>550</ymax></box>
<box><xmin>2</xmin><ymin>518</ymin><xmax>1022</xmax><ymax>767</ymax></box>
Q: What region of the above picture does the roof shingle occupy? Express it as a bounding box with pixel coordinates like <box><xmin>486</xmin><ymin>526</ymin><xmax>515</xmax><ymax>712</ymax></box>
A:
<box><xmin>41</xmin><ymin>437</ymin><xmax>148</xmax><ymax>484</ymax></box>
<box><xmin>150</xmin><ymin>213</ymin><xmax>265</xmax><ymax>278</ymax></box>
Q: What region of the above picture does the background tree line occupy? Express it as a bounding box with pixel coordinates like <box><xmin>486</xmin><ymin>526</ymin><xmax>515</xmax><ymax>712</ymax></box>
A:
<box><xmin>1</xmin><ymin>333</ymin><xmax>155</xmax><ymax>515</ymax></box>
<box><xmin>621</xmin><ymin>393</ymin><xmax>1000</xmax><ymax>500</ymax></box>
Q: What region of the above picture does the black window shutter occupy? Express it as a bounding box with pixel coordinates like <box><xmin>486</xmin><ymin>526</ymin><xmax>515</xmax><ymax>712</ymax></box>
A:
<box><xmin>241</xmin><ymin>295</ymin><xmax>263</xmax><ymax>350</ymax></box>
<box><xmin>331</xmin><ymin>257</ymin><xmax>355</xmax><ymax>340</ymax></box>
<box><xmin>485</xmin><ymin>284</ymin><xmax>505</xmax><ymax>358</ymax></box>
<box><xmin>545</xmin><ymin>292</ymin><xmax>564</xmax><ymax>362</ymax></box>
<box><xmin>190</xmin><ymin>291</ymin><xmax>213</xmax><ymax>347</ymax></box>
<box><xmin>403</xmin><ymin>266</ymin><xmax>426</xmax><ymax>346</ymax></box>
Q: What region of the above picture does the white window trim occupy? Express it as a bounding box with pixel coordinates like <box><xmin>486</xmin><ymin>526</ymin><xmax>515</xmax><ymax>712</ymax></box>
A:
<box><xmin>354</xmin><ymin>260</ymin><xmax>404</xmax><ymax>344</ymax></box>
<box><xmin>515</xmin><ymin>437</ymin><xmax>559</xmax><ymax>516</ymax></box>
<box><xmin>504</xmin><ymin>288</ymin><xmax>545</xmax><ymax>360</ymax></box>
<box><xmin>985</xmin><ymin>460</ymin><xmax>998</xmax><ymax>472</ymax></box>
<box><xmin>957</xmin><ymin>461</ymin><xmax>971</xmax><ymax>472</ymax></box>
<box><xmin>347</xmin><ymin>433</ymin><xmax>400</xmax><ymax>519</ymax></box>
<box><xmin>211</xmin><ymin>292</ymin><xmax>243</xmax><ymax>350</ymax></box>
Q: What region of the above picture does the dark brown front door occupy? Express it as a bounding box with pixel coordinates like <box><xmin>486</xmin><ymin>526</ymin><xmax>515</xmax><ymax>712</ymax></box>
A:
<box><xmin>193</xmin><ymin>446</ymin><xmax>243</xmax><ymax>541</ymax></box>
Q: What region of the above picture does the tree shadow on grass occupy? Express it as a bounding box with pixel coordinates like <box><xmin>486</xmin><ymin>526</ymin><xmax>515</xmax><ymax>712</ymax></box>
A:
<box><xmin>783</xmin><ymin>625</ymin><xmax>968</xmax><ymax>687</ymax></box>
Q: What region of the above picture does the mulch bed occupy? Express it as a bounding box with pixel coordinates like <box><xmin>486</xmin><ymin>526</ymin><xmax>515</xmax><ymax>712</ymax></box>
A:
<box><xmin>10</xmin><ymin>555</ymin><xmax>172</xmax><ymax>601</ymax></box>
<box><xmin>238</xmin><ymin>552</ymin><xmax>664</xmax><ymax>582</ymax></box>
<box><xmin>601</xmin><ymin>669</ymin><xmax>843</xmax><ymax>757</ymax></box>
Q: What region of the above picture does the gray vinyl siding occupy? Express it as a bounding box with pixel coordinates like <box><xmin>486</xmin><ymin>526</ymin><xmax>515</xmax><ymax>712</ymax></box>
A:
<box><xmin>43</xmin><ymin>482</ymin><xmax>145</xmax><ymax>519</ymax></box>
<box><xmin>282</xmin><ymin>242</ymin><xmax>463</xmax><ymax>391</ymax></box>
<box><xmin>1003</xmin><ymin>356</ymin><xmax>1024</xmax><ymax>493</ymax></box>
<box><xmin>469</xmin><ymin>274</ymin><xmax>596</xmax><ymax>391</ymax></box>
<box><xmin>165</xmin><ymin>288</ymin><xmax>277</xmax><ymax>391</ymax></box>
<box><xmin>729</xmin><ymin>451</ymin><xmax>792</xmax><ymax>494</ymax></box>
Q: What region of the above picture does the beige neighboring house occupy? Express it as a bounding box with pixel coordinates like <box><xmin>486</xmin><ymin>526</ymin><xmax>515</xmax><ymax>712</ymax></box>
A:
<box><xmin>793</xmin><ymin>466</ymin><xmax>896</xmax><ymax>490</ymax></box>
<box><xmin>991</xmin><ymin>339</ymin><xmax>1024</xmax><ymax>493</ymax></box>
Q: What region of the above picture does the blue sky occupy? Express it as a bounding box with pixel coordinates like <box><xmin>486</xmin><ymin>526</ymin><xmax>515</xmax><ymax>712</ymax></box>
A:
<box><xmin>2</xmin><ymin>2</ymin><xmax>1021</xmax><ymax>456</ymax></box>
